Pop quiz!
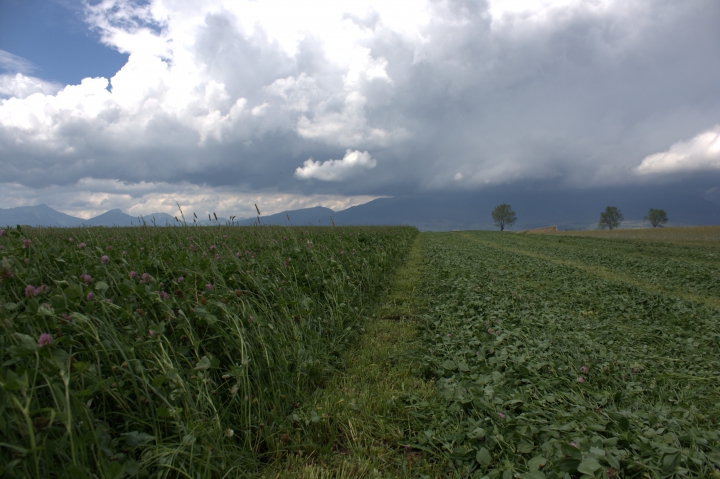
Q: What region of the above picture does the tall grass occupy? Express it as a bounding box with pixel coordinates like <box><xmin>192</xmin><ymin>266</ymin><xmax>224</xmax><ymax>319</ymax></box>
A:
<box><xmin>0</xmin><ymin>225</ymin><xmax>417</xmax><ymax>477</ymax></box>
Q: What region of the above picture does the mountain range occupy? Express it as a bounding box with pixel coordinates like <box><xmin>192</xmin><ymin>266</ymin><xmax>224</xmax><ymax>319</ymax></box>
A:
<box><xmin>2</xmin><ymin>184</ymin><xmax>719</xmax><ymax>231</ymax></box>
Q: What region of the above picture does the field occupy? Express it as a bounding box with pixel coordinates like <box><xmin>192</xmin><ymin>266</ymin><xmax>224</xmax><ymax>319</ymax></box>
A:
<box><xmin>0</xmin><ymin>225</ymin><xmax>417</xmax><ymax>477</ymax></box>
<box><xmin>2</xmin><ymin>225</ymin><xmax>719</xmax><ymax>478</ymax></box>
<box><xmin>411</xmin><ymin>231</ymin><xmax>720</xmax><ymax>478</ymax></box>
<box><xmin>549</xmin><ymin>226</ymin><xmax>720</xmax><ymax>246</ymax></box>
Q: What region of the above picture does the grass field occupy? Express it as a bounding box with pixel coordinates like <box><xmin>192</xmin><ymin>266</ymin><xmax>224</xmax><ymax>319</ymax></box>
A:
<box><xmin>0</xmin><ymin>225</ymin><xmax>416</xmax><ymax>477</ymax></box>
<box><xmin>2</xmin><ymin>225</ymin><xmax>719</xmax><ymax>478</ymax></box>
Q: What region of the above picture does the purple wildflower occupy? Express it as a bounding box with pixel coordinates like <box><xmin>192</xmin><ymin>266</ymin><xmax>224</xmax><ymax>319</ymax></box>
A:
<box><xmin>569</xmin><ymin>442</ymin><xmax>578</xmax><ymax>447</ymax></box>
<box><xmin>0</xmin><ymin>229</ymin><xmax>5</xmax><ymax>236</ymax></box>
<box><xmin>579</xmin><ymin>366</ymin><xmax>588</xmax><ymax>373</ymax></box>
<box><xmin>86</xmin><ymin>292</ymin><xmax>94</xmax><ymax>301</ymax></box>
<box><xmin>577</xmin><ymin>377</ymin><xmax>585</xmax><ymax>383</ymax></box>
<box><xmin>209</xmin><ymin>245</ymin><xmax>216</xmax><ymax>250</ymax></box>
<box><xmin>248</xmin><ymin>315</ymin><xmax>254</xmax><ymax>322</ymax></box>
<box><xmin>215</xmin><ymin>254</ymin><xmax>220</xmax><ymax>261</ymax></box>
<box><xmin>68</xmin><ymin>237</ymin><xmax>73</xmax><ymax>242</ymax></box>
<box><xmin>80</xmin><ymin>274</ymin><xmax>92</xmax><ymax>284</ymax></box>
<box><xmin>22</xmin><ymin>239</ymin><xmax>31</xmax><ymax>249</ymax></box>
<box><xmin>130</xmin><ymin>271</ymin><xmax>137</xmax><ymax>279</ymax></box>
<box><xmin>78</xmin><ymin>242</ymin><xmax>86</xmax><ymax>248</ymax></box>
<box><xmin>101</xmin><ymin>255</ymin><xmax>109</xmax><ymax>264</ymax></box>
<box><xmin>24</xmin><ymin>284</ymin><xmax>48</xmax><ymax>297</ymax></box>
<box><xmin>205</xmin><ymin>283</ymin><xmax>213</xmax><ymax>290</ymax></box>
<box><xmin>24</xmin><ymin>258</ymin><xmax>29</xmax><ymax>264</ymax></box>
<box><xmin>140</xmin><ymin>273</ymin><xmax>151</xmax><ymax>284</ymax></box>
<box><xmin>177</xmin><ymin>276</ymin><xmax>184</xmax><ymax>283</ymax></box>
<box><xmin>159</xmin><ymin>291</ymin><xmax>170</xmax><ymax>300</ymax></box>
<box><xmin>37</xmin><ymin>333</ymin><xmax>53</xmax><ymax>348</ymax></box>
<box><xmin>497</xmin><ymin>412</ymin><xmax>506</xmax><ymax>419</ymax></box>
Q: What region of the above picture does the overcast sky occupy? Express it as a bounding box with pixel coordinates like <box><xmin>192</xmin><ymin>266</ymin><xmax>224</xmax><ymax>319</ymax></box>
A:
<box><xmin>1</xmin><ymin>0</ymin><xmax>719</xmax><ymax>219</ymax></box>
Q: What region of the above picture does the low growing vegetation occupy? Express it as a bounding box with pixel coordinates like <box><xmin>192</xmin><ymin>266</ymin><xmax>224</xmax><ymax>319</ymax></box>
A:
<box><xmin>408</xmin><ymin>232</ymin><xmax>720</xmax><ymax>478</ymax></box>
<box><xmin>3</xmin><ymin>224</ymin><xmax>719</xmax><ymax>479</ymax></box>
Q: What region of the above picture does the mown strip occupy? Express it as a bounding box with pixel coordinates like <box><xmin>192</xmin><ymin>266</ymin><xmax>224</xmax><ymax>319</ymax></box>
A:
<box><xmin>262</xmin><ymin>234</ymin><xmax>448</xmax><ymax>478</ymax></box>
<box><xmin>459</xmin><ymin>232</ymin><xmax>720</xmax><ymax>310</ymax></box>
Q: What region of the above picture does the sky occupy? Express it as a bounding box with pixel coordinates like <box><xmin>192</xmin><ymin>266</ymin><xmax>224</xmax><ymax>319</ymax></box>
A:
<box><xmin>0</xmin><ymin>0</ymin><xmax>719</xmax><ymax>220</ymax></box>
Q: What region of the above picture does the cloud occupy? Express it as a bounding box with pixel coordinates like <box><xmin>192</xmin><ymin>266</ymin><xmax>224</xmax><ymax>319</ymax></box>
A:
<box><xmin>0</xmin><ymin>49</ymin><xmax>36</xmax><ymax>74</ymax></box>
<box><xmin>295</xmin><ymin>150</ymin><xmax>377</xmax><ymax>181</ymax></box>
<box><xmin>635</xmin><ymin>126</ymin><xmax>720</xmax><ymax>175</ymax></box>
<box><xmin>0</xmin><ymin>73</ymin><xmax>63</xmax><ymax>99</ymax></box>
<box><xmin>0</xmin><ymin>0</ymin><xmax>718</xmax><ymax>214</ymax></box>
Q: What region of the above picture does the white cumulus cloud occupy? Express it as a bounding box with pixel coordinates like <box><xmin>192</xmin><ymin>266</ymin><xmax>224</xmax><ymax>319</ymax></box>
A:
<box><xmin>295</xmin><ymin>150</ymin><xmax>377</xmax><ymax>181</ymax></box>
<box><xmin>635</xmin><ymin>126</ymin><xmax>720</xmax><ymax>175</ymax></box>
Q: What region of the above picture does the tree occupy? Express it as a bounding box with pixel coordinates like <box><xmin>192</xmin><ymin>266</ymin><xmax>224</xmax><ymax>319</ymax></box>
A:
<box><xmin>598</xmin><ymin>206</ymin><xmax>623</xmax><ymax>230</ymax></box>
<box><xmin>491</xmin><ymin>204</ymin><xmax>517</xmax><ymax>231</ymax></box>
<box><xmin>644</xmin><ymin>208</ymin><xmax>668</xmax><ymax>228</ymax></box>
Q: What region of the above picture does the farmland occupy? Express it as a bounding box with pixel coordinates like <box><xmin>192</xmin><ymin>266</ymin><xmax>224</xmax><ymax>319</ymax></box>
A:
<box><xmin>411</xmin><ymin>231</ymin><xmax>720</xmax><ymax>478</ymax></box>
<box><xmin>2</xmin><ymin>225</ymin><xmax>720</xmax><ymax>478</ymax></box>
<box><xmin>0</xmin><ymin>225</ymin><xmax>417</xmax><ymax>477</ymax></box>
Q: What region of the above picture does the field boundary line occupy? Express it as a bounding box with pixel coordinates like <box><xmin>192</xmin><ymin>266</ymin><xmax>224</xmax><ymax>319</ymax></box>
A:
<box><xmin>458</xmin><ymin>232</ymin><xmax>720</xmax><ymax>310</ymax></box>
<box><xmin>261</xmin><ymin>233</ymin><xmax>445</xmax><ymax>478</ymax></box>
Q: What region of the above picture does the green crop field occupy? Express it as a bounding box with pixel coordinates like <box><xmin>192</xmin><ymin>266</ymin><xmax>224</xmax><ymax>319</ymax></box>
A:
<box><xmin>2</xmin><ymin>226</ymin><xmax>719</xmax><ymax>478</ymax></box>
<box><xmin>409</xmin><ymin>232</ymin><xmax>720</xmax><ymax>478</ymax></box>
<box><xmin>0</xmin><ymin>225</ymin><xmax>417</xmax><ymax>477</ymax></box>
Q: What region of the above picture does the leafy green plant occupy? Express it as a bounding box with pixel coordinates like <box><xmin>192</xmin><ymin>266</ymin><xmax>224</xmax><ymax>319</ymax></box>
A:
<box><xmin>407</xmin><ymin>231</ymin><xmax>720</xmax><ymax>478</ymax></box>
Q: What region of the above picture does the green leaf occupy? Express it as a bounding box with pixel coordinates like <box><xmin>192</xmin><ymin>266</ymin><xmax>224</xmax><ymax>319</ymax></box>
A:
<box><xmin>66</xmin><ymin>465</ymin><xmax>89</xmax><ymax>479</ymax></box>
<box><xmin>104</xmin><ymin>460</ymin><xmax>123</xmax><ymax>479</ymax></box>
<box><xmin>517</xmin><ymin>440</ymin><xmax>534</xmax><ymax>454</ymax></box>
<box><xmin>560</xmin><ymin>443</ymin><xmax>582</xmax><ymax>460</ymax></box>
<box><xmin>662</xmin><ymin>452</ymin><xmax>680</xmax><ymax>473</ymax></box>
<box><xmin>194</xmin><ymin>356</ymin><xmax>212</xmax><ymax>370</ymax></box>
<box><xmin>152</xmin><ymin>375</ymin><xmax>168</xmax><ymax>387</ymax></box>
<box><xmin>443</xmin><ymin>360</ymin><xmax>457</xmax><ymax>370</ymax></box>
<box><xmin>3</xmin><ymin>369</ymin><xmax>29</xmax><ymax>391</ymax></box>
<box><xmin>476</xmin><ymin>447</ymin><xmax>492</xmax><ymax>465</ymax></box>
<box><xmin>122</xmin><ymin>431</ymin><xmax>156</xmax><ymax>447</ymax></box>
<box><xmin>528</xmin><ymin>456</ymin><xmax>547</xmax><ymax>471</ymax></box>
<box><xmin>577</xmin><ymin>459</ymin><xmax>601</xmax><ymax>475</ymax></box>
<box><xmin>95</xmin><ymin>281</ymin><xmax>109</xmax><ymax>292</ymax></box>
<box><xmin>555</xmin><ymin>458</ymin><xmax>581</xmax><ymax>472</ymax></box>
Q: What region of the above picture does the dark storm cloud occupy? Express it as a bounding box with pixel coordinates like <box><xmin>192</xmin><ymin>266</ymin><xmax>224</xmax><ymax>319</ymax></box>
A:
<box><xmin>0</xmin><ymin>0</ymin><xmax>718</xmax><ymax>202</ymax></box>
